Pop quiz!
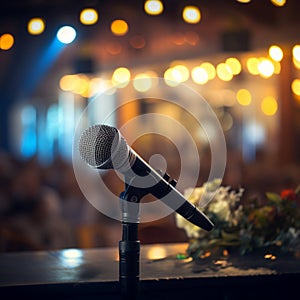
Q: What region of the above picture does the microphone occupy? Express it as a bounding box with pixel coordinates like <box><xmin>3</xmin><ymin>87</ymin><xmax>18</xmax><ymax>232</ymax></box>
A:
<box><xmin>78</xmin><ymin>124</ymin><xmax>214</xmax><ymax>231</ymax></box>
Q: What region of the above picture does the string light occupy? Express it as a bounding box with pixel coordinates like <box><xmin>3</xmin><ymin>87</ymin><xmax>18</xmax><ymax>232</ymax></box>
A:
<box><xmin>292</xmin><ymin>45</ymin><xmax>300</xmax><ymax>62</ymax></box>
<box><xmin>247</xmin><ymin>57</ymin><xmax>260</xmax><ymax>75</ymax></box>
<box><xmin>144</xmin><ymin>0</ymin><xmax>163</xmax><ymax>16</ymax></box>
<box><xmin>291</xmin><ymin>79</ymin><xmax>300</xmax><ymax>96</ymax></box>
<box><xmin>80</xmin><ymin>8</ymin><xmax>98</xmax><ymax>25</ymax></box>
<box><xmin>27</xmin><ymin>18</ymin><xmax>45</xmax><ymax>35</ymax></box>
<box><xmin>237</xmin><ymin>89</ymin><xmax>252</xmax><ymax>106</ymax></box>
<box><xmin>225</xmin><ymin>57</ymin><xmax>242</xmax><ymax>75</ymax></box>
<box><xmin>269</xmin><ymin>45</ymin><xmax>283</xmax><ymax>61</ymax></box>
<box><xmin>111</xmin><ymin>19</ymin><xmax>128</xmax><ymax>36</ymax></box>
<box><xmin>201</xmin><ymin>62</ymin><xmax>216</xmax><ymax>80</ymax></box>
<box><xmin>182</xmin><ymin>6</ymin><xmax>201</xmax><ymax>24</ymax></box>
<box><xmin>191</xmin><ymin>66</ymin><xmax>208</xmax><ymax>84</ymax></box>
<box><xmin>270</xmin><ymin>0</ymin><xmax>287</xmax><ymax>7</ymax></box>
<box><xmin>164</xmin><ymin>67</ymin><xmax>179</xmax><ymax>87</ymax></box>
<box><xmin>112</xmin><ymin>67</ymin><xmax>131</xmax><ymax>87</ymax></box>
<box><xmin>133</xmin><ymin>73</ymin><xmax>153</xmax><ymax>92</ymax></box>
<box><xmin>261</xmin><ymin>96</ymin><xmax>278</xmax><ymax>116</ymax></box>
<box><xmin>0</xmin><ymin>33</ymin><xmax>14</xmax><ymax>50</ymax></box>
<box><xmin>258</xmin><ymin>58</ymin><xmax>275</xmax><ymax>78</ymax></box>
<box><xmin>216</xmin><ymin>63</ymin><xmax>233</xmax><ymax>81</ymax></box>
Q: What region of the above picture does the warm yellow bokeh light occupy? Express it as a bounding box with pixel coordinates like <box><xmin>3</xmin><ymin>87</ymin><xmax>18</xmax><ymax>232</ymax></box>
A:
<box><xmin>59</xmin><ymin>75</ymin><xmax>76</xmax><ymax>91</ymax></box>
<box><xmin>144</xmin><ymin>0</ymin><xmax>163</xmax><ymax>15</ymax></box>
<box><xmin>261</xmin><ymin>96</ymin><xmax>278</xmax><ymax>116</ymax></box>
<box><xmin>27</xmin><ymin>18</ymin><xmax>45</xmax><ymax>35</ymax></box>
<box><xmin>133</xmin><ymin>73</ymin><xmax>152</xmax><ymax>92</ymax></box>
<box><xmin>258</xmin><ymin>58</ymin><xmax>275</xmax><ymax>78</ymax></box>
<box><xmin>90</xmin><ymin>78</ymin><xmax>116</xmax><ymax>95</ymax></box>
<box><xmin>293</xmin><ymin>57</ymin><xmax>300</xmax><ymax>69</ymax></box>
<box><xmin>273</xmin><ymin>60</ymin><xmax>281</xmax><ymax>74</ymax></box>
<box><xmin>216</xmin><ymin>63</ymin><xmax>233</xmax><ymax>81</ymax></box>
<box><xmin>59</xmin><ymin>74</ymin><xmax>91</xmax><ymax>97</ymax></box>
<box><xmin>172</xmin><ymin>65</ymin><xmax>189</xmax><ymax>82</ymax></box>
<box><xmin>80</xmin><ymin>8</ymin><xmax>99</xmax><ymax>25</ymax></box>
<box><xmin>111</xmin><ymin>19</ymin><xmax>128</xmax><ymax>36</ymax></box>
<box><xmin>201</xmin><ymin>62</ymin><xmax>216</xmax><ymax>80</ymax></box>
<box><xmin>164</xmin><ymin>68</ymin><xmax>179</xmax><ymax>87</ymax></box>
<box><xmin>292</xmin><ymin>45</ymin><xmax>300</xmax><ymax>62</ymax></box>
<box><xmin>191</xmin><ymin>66</ymin><xmax>208</xmax><ymax>84</ymax></box>
<box><xmin>270</xmin><ymin>0</ymin><xmax>287</xmax><ymax>7</ymax></box>
<box><xmin>237</xmin><ymin>89</ymin><xmax>252</xmax><ymax>106</ymax></box>
<box><xmin>225</xmin><ymin>57</ymin><xmax>242</xmax><ymax>75</ymax></box>
<box><xmin>73</xmin><ymin>74</ymin><xmax>90</xmax><ymax>96</ymax></box>
<box><xmin>112</xmin><ymin>67</ymin><xmax>131</xmax><ymax>87</ymax></box>
<box><xmin>236</xmin><ymin>0</ymin><xmax>251</xmax><ymax>3</ymax></box>
<box><xmin>269</xmin><ymin>45</ymin><xmax>283</xmax><ymax>62</ymax></box>
<box><xmin>246</xmin><ymin>57</ymin><xmax>260</xmax><ymax>75</ymax></box>
<box><xmin>147</xmin><ymin>246</ymin><xmax>167</xmax><ymax>260</ymax></box>
<box><xmin>291</xmin><ymin>79</ymin><xmax>300</xmax><ymax>96</ymax></box>
<box><xmin>182</xmin><ymin>6</ymin><xmax>201</xmax><ymax>24</ymax></box>
<box><xmin>0</xmin><ymin>33</ymin><xmax>14</xmax><ymax>50</ymax></box>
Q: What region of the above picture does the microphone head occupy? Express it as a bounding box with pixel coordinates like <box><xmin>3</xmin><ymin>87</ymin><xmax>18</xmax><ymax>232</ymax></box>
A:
<box><xmin>78</xmin><ymin>124</ymin><xmax>129</xmax><ymax>170</ymax></box>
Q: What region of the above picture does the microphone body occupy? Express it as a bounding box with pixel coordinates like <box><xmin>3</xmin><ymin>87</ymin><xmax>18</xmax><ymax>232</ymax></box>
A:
<box><xmin>79</xmin><ymin>124</ymin><xmax>214</xmax><ymax>231</ymax></box>
<box><xmin>122</xmin><ymin>150</ymin><xmax>214</xmax><ymax>231</ymax></box>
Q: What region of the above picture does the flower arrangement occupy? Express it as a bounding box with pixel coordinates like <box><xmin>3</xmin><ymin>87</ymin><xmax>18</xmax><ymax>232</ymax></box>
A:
<box><xmin>176</xmin><ymin>180</ymin><xmax>300</xmax><ymax>259</ymax></box>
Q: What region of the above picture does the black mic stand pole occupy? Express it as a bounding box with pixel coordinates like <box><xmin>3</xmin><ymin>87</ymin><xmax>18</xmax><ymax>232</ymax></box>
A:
<box><xmin>119</xmin><ymin>176</ymin><xmax>148</xmax><ymax>300</ymax></box>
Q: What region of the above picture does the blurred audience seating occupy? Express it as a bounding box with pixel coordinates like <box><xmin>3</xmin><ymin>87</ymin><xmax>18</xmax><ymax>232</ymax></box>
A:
<box><xmin>0</xmin><ymin>149</ymin><xmax>299</xmax><ymax>252</ymax></box>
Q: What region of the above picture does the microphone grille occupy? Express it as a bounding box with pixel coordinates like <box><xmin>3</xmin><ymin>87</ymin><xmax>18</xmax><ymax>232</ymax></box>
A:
<box><xmin>78</xmin><ymin>124</ymin><xmax>129</xmax><ymax>170</ymax></box>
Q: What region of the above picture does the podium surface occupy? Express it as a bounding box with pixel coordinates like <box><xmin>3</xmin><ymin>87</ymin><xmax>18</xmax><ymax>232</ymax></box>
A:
<box><xmin>0</xmin><ymin>243</ymin><xmax>299</xmax><ymax>299</ymax></box>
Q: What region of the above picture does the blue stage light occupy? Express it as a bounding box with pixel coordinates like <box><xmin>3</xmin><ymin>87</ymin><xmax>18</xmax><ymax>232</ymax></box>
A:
<box><xmin>56</xmin><ymin>26</ymin><xmax>76</xmax><ymax>44</ymax></box>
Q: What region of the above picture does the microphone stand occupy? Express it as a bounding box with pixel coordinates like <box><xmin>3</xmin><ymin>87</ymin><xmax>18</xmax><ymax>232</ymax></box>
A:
<box><xmin>119</xmin><ymin>176</ymin><xmax>148</xmax><ymax>300</ymax></box>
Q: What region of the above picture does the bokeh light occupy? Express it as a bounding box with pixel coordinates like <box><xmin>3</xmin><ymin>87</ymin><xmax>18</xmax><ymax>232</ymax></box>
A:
<box><xmin>201</xmin><ymin>62</ymin><xmax>216</xmax><ymax>80</ymax></box>
<box><xmin>111</xmin><ymin>19</ymin><xmax>128</xmax><ymax>36</ymax></box>
<box><xmin>261</xmin><ymin>96</ymin><xmax>278</xmax><ymax>116</ymax></box>
<box><xmin>216</xmin><ymin>63</ymin><xmax>233</xmax><ymax>81</ymax></box>
<box><xmin>292</xmin><ymin>45</ymin><xmax>300</xmax><ymax>62</ymax></box>
<box><xmin>246</xmin><ymin>57</ymin><xmax>260</xmax><ymax>75</ymax></box>
<box><xmin>258</xmin><ymin>58</ymin><xmax>275</xmax><ymax>78</ymax></box>
<box><xmin>112</xmin><ymin>67</ymin><xmax>131</xmax><ymax>88</ymax></box>
<box><xmin>270</xmin><ymin>0</ymin><xmax>287</xmax><ymax>7</ymax></box>
<box><xmin>164</xmin><ymin>67</ymin><xmax>179</xmax><ymax>87</ymax></box>
<box><xmin>291</xmin><ymin>79</ymin><xmax>300</xmax><ymax>96</ymax></box>
<box><xmin>27</xmin><ymin>18</ymin><xmax>45</xmax><ymax>35</ymax></box>
<box><xmin>172</xmin><ymin>64</ymin><xmax>189</xmax><ymax>82</ymax></box>
<box><xmin>56</xmin><ymin>26</ymin><xmax>76</xmax><ymax>44</ymax></box>
<box><xmin>237</xmin><ymin>89</ymin><xmax>252</xmax><ymax>106</ymax></box>
<box><xmin>59</xmin><ymin>74</ymin><xmax>77</xmax><ymax>91</ymax></box>
<box><xmin>0</xmin><ymin>33</ymin><xmax>14</xmax><ymax>50</ymax></box>
<box><xmin>182</xmin><ymin>6</ymin><xmax>201</xmax><ymax>24</ymax></box>
<box><xmin>293</xmin><ymin>57</ymin><xmax>300</xmax><ymax>69</ymax></box>
<box><xmin>133</xmin><ymin>73</ymin><xmax>153</xmax><ymax>92</ymax></box>
<box><xmin>147</xmin><ymin>246</ymin><xmax>167</xmax><ymax>260</ymax></box>
<box><xmin>80</xmin><ymin>8</ymin><xmax>99</xmax><ymax>25</ymax></box>
<box><xmin>225</xmin><ymin>57</ymin><xmax>242</xmax><ymax>75</ymax></box>
<box><xmin>269</xmin><ymin>45</ymin><xmax>283</xmax><ymax>62</ymax></box>
<box><xmin>144</xmin><ymin>0</ymin><xmax>164</xmax><ymax>16</ymax></box>
<box><xmin>191</xmin><ymin>66</ymin><xmax>208</xmax><ymax>84</ymax></box>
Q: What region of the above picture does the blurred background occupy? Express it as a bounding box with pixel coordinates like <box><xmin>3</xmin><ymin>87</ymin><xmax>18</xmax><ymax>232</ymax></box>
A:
<box><xmin>0</xmin><ymin>0</ymin><xmax>300</xmax><ymax>252</ymax></box>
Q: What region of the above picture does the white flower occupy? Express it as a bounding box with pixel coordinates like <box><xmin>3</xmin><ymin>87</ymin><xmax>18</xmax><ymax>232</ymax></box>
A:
<box><xmin>207</xmin><ymin>198</ymin><xmax>230</xmax><ymax>221</ymax></box>
<box><xmin>176</xmin><ymin>180</ymin><xmax>244</xmax><ymax>237</ymax></box>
